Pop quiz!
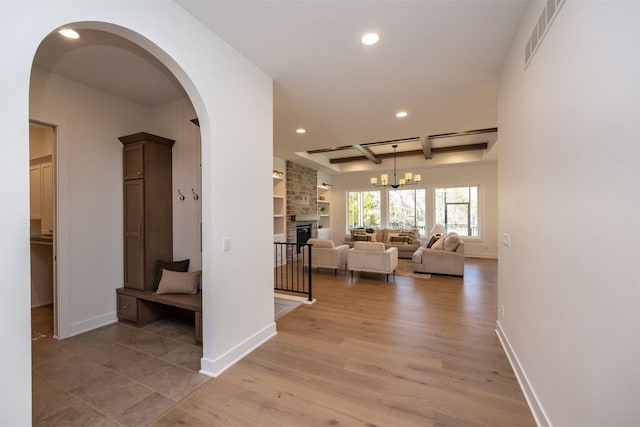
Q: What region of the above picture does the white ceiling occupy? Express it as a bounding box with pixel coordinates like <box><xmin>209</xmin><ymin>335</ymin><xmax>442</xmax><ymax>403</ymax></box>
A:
<box><xmin>32</xmin><ymin>0</ymin><xmax>528</xmax><ymax>174</ymax></box>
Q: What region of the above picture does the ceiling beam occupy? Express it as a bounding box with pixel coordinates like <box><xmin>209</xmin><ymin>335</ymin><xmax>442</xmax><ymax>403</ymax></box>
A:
<box><xmin>353</xmin><ymin>144</ymin><xmax>382</xmax><ymax>164</ymax></box>
<box><xmin>420</xmin><ymin>136</ymin><xmax>432</xmax><ymax>159</ymax></box>
<box><xmin>329</xmin><ymin>142</ymin><xmax>488</xmax><ymax>164</ymax></box>
<box><xmin>429</xmin><ymin>127</ymin><xmax>497</xmax><ymax>139</ymax></box>
<box><xmin>307</xmin><ymin>136</ymin><xmax>419</xmax><ymax>154</ymax></box>
<box><xmin>306</xmin><ymin>127</ymin><xmax>497</xmax><ymax>155</ymax></box>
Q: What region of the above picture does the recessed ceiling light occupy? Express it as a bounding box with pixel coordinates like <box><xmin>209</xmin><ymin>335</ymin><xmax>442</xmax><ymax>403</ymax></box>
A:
<box><xmin>296</xmin><ymin>128</ymin><xmax>306</xmax><ymax>134</ymax></box>
<box><xmin>396</xmin><ymin>111</ymin><xmax>408</xmax><ymax>118</ymax></box>
<box><xmin>58</xmin><ymin>29</ymin><xmax>80</xmax><ymax>39</ymax></box>
<box><xmin>361</xmin><ymin>33</ymin><xmax>379</xmax><ymax>46</ymax></box>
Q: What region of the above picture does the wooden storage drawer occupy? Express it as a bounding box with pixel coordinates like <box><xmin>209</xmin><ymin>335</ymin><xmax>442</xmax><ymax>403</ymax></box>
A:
<box><xmin>117</xmin><ymin>294</ymin><xmax>138</xmax><ymax>322</ymax></box>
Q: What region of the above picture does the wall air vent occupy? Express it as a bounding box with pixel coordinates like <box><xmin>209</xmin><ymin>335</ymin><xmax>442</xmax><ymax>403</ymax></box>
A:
<box><xmin>525</xmin><ymin>0</ymin><xmax>565</xmax><ymax>67</ymax></box>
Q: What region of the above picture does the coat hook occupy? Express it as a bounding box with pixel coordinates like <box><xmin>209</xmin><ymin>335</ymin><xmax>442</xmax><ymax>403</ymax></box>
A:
<box><xmin>177</xmin><ymin>189</ymin><xmax>185</xmax><ymax>201</ymax></box>
<box><xmin>192</xmin><ymin>188</ymin><xmax>200</xmax><ymax>200</ymax></box>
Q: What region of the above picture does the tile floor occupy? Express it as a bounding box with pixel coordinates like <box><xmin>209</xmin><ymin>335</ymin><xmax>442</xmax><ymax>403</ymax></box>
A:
<box><xmin>32</xmin><ymin>300</ymin><xmax>300</xmax><ymax>426</ymax></box>
<box><xmin>31</xmin><ymin>306</ymin><xmax>208</xmax><ymax>426</ymax></box>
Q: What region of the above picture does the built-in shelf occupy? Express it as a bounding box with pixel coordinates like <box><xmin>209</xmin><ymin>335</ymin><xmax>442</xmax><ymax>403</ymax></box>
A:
<box><xmin>273</xmin><ymin>172</ymin><xmax>286</xmax><ymax>241</ymax></box>
<box><xmin>317</xmin><ymin>182</ymin><xmax>331</xmax><ymax>235</ymax></box>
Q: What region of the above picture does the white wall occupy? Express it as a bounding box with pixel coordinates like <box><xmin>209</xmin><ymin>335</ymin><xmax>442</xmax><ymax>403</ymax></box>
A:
<box><xmin>0</xmin><ymin>1</ymin><xmax>274</xmax><ymax>425</ymax></box>
<box><xmin>30</xmin><ymin>67</ymin><xmax>152</xmax><ymax>336</ymax></box>
<box><xmin>151</xmin><ymin>98</ymin><xmax>202</xmax><ymax>272</ymax></box>
<box><xmin>331</xmin><ymin>162</ymin><xmax>499</xmax><ymax>258</ymax></box>
<box><xmin>497</xmin><ymin>1</ymin><xmax>640</xmax><ymax>426</ymax></box>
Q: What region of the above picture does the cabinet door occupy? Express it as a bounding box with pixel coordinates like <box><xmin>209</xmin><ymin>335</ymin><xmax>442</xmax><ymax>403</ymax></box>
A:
<box><xmin>40</xmin><ymin>162</ymin><xmax>54</xmax><ymax>234</ymax></box>
<box><xmin>30</xmin><ymin>165</ymin><xmax>42</xmax><ymax>219</ymax></box>
<box><xmin>124</xmin><ymin>180</ymin><xmax>145</xmax><ymax>289</ymax></box>
<box><xmin>123</xmin><ymin>143</ymin><xmax>144</xmax><ymax>180</ymax></box>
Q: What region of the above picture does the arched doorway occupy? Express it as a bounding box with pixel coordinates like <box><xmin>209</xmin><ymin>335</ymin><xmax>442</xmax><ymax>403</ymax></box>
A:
<box><xmin>2</xmin><ymin>6</ymin><xmax>275</xmax><ymax>424</ymax></box>
<box><xmin>30</xmin><ymin>27</ymin><xmax>203</xmax><ymax>341</ymax></box>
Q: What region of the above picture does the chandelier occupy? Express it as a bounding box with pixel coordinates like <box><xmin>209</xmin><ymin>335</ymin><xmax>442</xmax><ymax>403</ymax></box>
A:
<box><xmin>371</xmin><ymin>145</ymin><xmax>421</xmax><ymax>189</ymax></box>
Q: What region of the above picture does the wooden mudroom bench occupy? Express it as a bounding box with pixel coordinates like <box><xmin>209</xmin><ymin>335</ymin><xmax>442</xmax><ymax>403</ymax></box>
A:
<box><xmin>116</xmin><ymin>287</ymin><xmax>202</xmax><ymax>343</ymax></box>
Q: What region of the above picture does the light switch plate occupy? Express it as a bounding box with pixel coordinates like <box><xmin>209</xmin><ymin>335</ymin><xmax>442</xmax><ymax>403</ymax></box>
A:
<box><xmin>502</xmin><ymin>233</ymin><xmax>511</xmax><ymax>248</ymax></box>
<box><xmin>223</xmin><ymin>237</ymin><xmax>231</xmax><ymax>251</ymax></box>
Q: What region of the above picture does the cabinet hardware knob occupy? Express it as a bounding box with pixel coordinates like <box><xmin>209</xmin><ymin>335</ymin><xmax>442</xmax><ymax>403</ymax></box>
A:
<box><xmin>178</xmin><ymin>189</ymin><xmax>185</xmax><ymax>201</ymax></box>
<box><xmin>192</xmin><ymin>188</ymin><xmax>200</xmax><ymax>200</ymax></box>
<box><xmin>123</xmin><ymin>305</ymin><xmax>129</xmax><ymax>309</ymax></box>
<box><xmin>137</xmin><ymin>171</ymin><xmax>142</xmax><ymax>176</ymax></box>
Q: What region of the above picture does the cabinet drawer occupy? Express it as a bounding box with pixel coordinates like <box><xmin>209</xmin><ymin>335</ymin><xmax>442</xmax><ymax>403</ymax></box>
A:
<box><xmin>117</xmin><ymin>294</ymin><xmax>139</xmax><ymax>322</ymax></box>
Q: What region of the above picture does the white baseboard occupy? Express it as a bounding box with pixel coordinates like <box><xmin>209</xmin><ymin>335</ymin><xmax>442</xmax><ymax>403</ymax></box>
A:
<box><xmin>200</xmin><ymin>322</ymin><xmax>277</xmax><ymax>378</ymax></box>
<box><xmin>68</xmin><ymin>311</ymin><xmax>117</xmax><ymax>337</ymax></box>
<box><xmin>495</xmin><ymin>321</ymin><xmax>551</xmax><ymax>427</ymax></box>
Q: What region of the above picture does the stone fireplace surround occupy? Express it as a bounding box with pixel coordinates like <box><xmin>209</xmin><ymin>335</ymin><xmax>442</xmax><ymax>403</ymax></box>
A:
<box><xmin>286</xmin><ymin>161</ymin><xmax>319</xmax><ymax>244</ymax></box>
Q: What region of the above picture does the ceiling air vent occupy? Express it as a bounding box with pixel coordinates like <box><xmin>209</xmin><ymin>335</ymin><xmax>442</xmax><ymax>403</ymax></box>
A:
<box><xmin>525</xmin><ymin>0</ymin><xmax>565</xmax><ymax>67</ymax></box>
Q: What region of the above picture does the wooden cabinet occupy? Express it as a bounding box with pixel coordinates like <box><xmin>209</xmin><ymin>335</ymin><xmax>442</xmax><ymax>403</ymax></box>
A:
<box><xmin>30</xmin><ymin>161</ymin><xmax>54</xmax><ymax>234</ymax></box>
<box><xmin>30</xmin><ymin>165</ymin><xmax>42</xmax><ymax>219</ymax></box>
<box><xmin>40</xmin><ymin>162</ymin><xmax>54</xmax><ymax>234</ymax></box>
<box><xmin>119</xmin><ymin>132</ymin><xmax>175</xmax><ymax>291</ymax></box>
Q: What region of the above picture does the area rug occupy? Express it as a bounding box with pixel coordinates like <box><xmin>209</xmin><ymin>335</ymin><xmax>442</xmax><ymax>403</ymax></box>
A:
<box><xmin>395</xmin><ymin>259</ymin><xmax>431</xmax><ymax>280</ymax></box>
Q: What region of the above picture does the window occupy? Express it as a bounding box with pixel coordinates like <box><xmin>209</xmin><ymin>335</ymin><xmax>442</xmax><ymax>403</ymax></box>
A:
<box><xmin>388</xmin><ymin>189</ymin><xmax>426</xmax><ymax>235</ymax></box>
<box><xmin>435</xmin><ymin>186</ymin><xmax>479</xmax><ymax>237</ymax></box>
<box><xmin>348</xmin><ymin>191</ymin><xmax>381</xmax><ymax>229</ymax></box>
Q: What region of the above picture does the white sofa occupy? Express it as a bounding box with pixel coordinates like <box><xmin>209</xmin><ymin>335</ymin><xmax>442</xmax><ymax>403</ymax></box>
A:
<box><xmin>347</xmin><ymin>241</ymin><xmax>399</xmax><ymax>282</ymax></box>
<box><xmin>304</xmin><ymin>238</ymin><xmax>349</xmax><ymax>275</ymax></box>
<box><xmin>412</xmin><ymin>232</ymin><xmax>465</xmax><ymax>277</ymax></box>
<box><xmin>344</xmin><ymin>228</ymin><xmax>421</xmax><ymax>259</ymax></box>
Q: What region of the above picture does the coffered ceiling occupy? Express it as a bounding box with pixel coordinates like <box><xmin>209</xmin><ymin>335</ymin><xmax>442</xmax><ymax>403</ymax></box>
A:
<box><xmin>31</xmin><ymin>0</ymin><xmax>528</xmax><ymax>175</ymax></box>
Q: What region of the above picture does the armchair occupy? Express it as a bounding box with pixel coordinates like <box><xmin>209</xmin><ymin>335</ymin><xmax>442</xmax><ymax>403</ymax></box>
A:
<box><xmin>304</xmin><ymin>238</ymin><xmax>349</xmax><ymax>275</ymax></box>
<box><xmin>347</xmin><ymin>241</ymin><xmax>399</xmax><ymax>282</ymax></box>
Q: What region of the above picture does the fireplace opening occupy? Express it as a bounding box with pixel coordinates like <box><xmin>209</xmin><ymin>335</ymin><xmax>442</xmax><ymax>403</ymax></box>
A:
<box><xmin>296</xmin><ymin>223</ymin><xmax>312</xmax><ymax>253</ymax></box>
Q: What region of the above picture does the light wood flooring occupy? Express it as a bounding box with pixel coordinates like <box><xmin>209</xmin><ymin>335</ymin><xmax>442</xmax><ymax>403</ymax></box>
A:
<box><xmin>149</xmin><ymin>258</ymin><xmax>535</xmax><ymax>426</ymax></box>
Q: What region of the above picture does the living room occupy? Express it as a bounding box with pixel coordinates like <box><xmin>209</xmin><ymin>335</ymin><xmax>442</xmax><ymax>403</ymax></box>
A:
<box><xmin>2</xmin><ymin>1</ymin><xmax>639</xmax><ymax>426</ymax></box>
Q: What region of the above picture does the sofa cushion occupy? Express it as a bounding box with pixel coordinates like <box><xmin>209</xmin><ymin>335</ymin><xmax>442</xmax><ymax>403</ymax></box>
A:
<box><xmin>354</xmin><ymin>241</ymin><xmax>386</xmax><ymax>252</ymax></box>
<box><xmin>307</xmin><ymin>238</ymin><xmax>334</xmax><ymax>248</ymax></box>
<box><xmin>399</xmin><ymin>230</ymin><xmax>418</xmax><ymax>240</ymax></box>
<box><xmin>389</xmin><ymin>235</ymin><xmax>411</xmax><ymax>244</ymax></box>
<box><xmin>350</xmin><ymin>228</ymin><xmax>366</xmax><ymax>237</ymax></box>
<box><xmin>386</xmin><ymin>232</ymin><xmax>400</xmax><ymax>243</ymax></box>
<box><xmin>352</xmin><ymin>234</ymin><xmax>372</xmax><ymax>242</ymax></box>
<box><xmin>444</xmin><ymin>233</ymin><xmax>462</xmax><ymax>252</ymax></box>
<box><xmin>425</xmin><ymin>235</ymin><xmax>439</xmax><ymax>248</ymax></box>
<box><xmin>431</xmin><ymin>237</ymin><xmax>445</xmax><ymax>250</ymax></box>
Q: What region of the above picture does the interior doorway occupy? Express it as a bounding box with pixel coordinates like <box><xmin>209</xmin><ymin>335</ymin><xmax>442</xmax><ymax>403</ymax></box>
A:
<box><xmin>29</xmin><ymin>121</ymin><xmax>57</xmax><ymax>339</ymax></box>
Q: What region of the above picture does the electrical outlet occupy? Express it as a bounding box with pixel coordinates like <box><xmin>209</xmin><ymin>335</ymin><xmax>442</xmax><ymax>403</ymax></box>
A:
<box><xmin>502</xmin><ymin>233</ymin><xmax>511</xmax><ymax>248</ymax></box>
<box><xmin>500</xmin><ymin>305</ymin><xmax>505</xmax><ymax>319</ymax></box>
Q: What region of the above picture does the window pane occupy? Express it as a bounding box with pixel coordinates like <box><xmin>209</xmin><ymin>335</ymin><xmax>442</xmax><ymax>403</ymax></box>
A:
<box><xmin>446</xmin><ymin>204</ymin><xmax>470</xmax><ymax>236</ymax></box>
<box><xmin>388</xmin><ymin>189</ymin><xmax>425</xmax><ymax>234</ymax></box>
<box><xmin>435</xmin><ymin>186</ymin><xmax>479</xmax><ymax>237</ymax></box>
<box><xmin>445</xmin><ymin>187</ymin><xmax>470</xmax><ymax>203</ymax></box>
<box><xmin>362</xmin><ymin>191</ymin><xmax>381</xmax><ymax>228</ymax></box>
<box><xmin>347</xmin><ymin>191</ymin><xmax>380</xmax><ymax>229</ymax></box>
<box><xmin>348</xmin><ymin>192</ymin><xmax>360</xmax><ymax>228</ymax></box>
<box><xmin>435</xmin><ymin>188</ymin><xmax>445</xmax><ymax>226</ymax></box>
